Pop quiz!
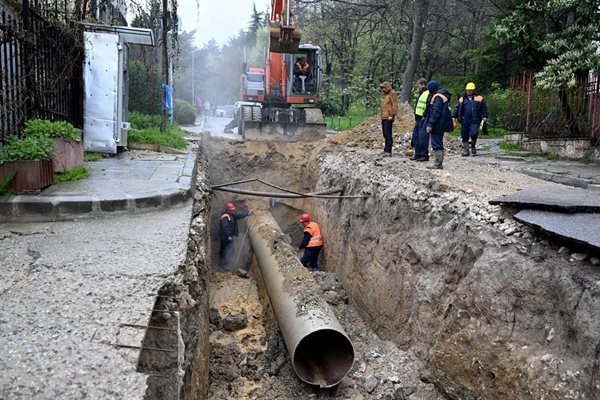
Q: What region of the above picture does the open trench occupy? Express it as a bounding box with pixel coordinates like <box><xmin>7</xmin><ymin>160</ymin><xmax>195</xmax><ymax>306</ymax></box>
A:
<box><xmin>201</xmin><ymin>137</ymin><xmax>445</xmax><ymax>400</ymax></box>
<box><xmin>141</xmin><ymin>131</ymin><xmax>600</xmax><ymax>400</ymax></box>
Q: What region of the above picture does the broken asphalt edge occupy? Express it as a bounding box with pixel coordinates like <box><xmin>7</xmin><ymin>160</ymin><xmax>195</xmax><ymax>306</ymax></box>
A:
<box><xmin>0</xmin><ymin>152</ymin><xmax>198</xmax><ymax>223</ymax></box>
<box><xmin>514</xmin><ymin>210</ymin><xmax>600</xmax><ymax>252</ymax></box>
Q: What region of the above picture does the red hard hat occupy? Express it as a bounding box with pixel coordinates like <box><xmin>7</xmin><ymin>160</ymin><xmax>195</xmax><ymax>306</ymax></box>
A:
<box><xmin>226</xmin><ymin>202</ymin><xmax>236</xmax><ymax>211</ymax></box>
<box><xmin>299</xmin><ymin>213</ymin><xmax>311</xmax><ymax>222</ymax></box>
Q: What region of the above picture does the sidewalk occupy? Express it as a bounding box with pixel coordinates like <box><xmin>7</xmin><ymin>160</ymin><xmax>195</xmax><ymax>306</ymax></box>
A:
<box><xmin>0</xmin><ymin>148</ymin><xmax>197</xmax><ymax>223</ymax></box>
<box><xmin>0</xmin><ymin>144</ymin><xmax>200</xmax><ymax>399</ymax></box>
<box><xmin>0</xmin><ymin>205</ymin><xmax>192</xmax><ymax>400</ymax></box>
<box><xmin>474</xmin><ymin>138</ymin><xmax>600</xmax><ymax>189</ymax></box>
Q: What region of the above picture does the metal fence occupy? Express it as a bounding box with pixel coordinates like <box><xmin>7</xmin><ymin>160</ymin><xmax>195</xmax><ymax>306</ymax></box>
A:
<box><xmin>0</xmin><ymin>0</ymin><xmax>83</xmax><ymax>141</ymax></box>
<box><xmin>507</xmin><ymin>73</ymin><xmax>600</xmax><ymax>143</ymax></box>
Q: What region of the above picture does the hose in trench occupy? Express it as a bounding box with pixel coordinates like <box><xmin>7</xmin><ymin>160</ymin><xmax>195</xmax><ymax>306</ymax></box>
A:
<box><xmin>211</xmin><ymin>178</ymin><xmax>368</xmax><ymax>199</ymax></box>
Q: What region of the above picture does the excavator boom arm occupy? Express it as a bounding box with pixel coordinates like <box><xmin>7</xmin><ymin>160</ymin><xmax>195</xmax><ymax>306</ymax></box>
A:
<box><xmin>269</xmin><ymin>0</ymin><xmax>300</xmax><ymax>53</ymax></box>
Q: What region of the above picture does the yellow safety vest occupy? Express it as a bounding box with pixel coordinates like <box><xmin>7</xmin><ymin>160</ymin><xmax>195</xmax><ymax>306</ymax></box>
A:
<box><xmin>415</xmin><ymin>90</ymin><xmax>429</xmax><ymax>117</ymax></box>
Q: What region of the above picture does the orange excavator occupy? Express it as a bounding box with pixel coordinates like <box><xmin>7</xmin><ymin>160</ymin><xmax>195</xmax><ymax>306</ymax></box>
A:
<box><xmin>235</xmin><ymin>0</ymin><xmax>325</xmax><ymax>140</ymax></box>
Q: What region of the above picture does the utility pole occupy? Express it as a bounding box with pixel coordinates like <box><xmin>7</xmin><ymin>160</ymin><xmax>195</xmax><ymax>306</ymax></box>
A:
<box><xmin>192</xmin><ymin>50</ymin><xmax>198</xmax><ymax>106</ymax></box>
<box><xmin>160</xmin><ymin>0</ymin><xmax>169</xmax><ymax>133</ymax></box>
<box><xmin>191</xmin><ymin>52</ymin><xmax>195</xmax><ymax>105</ymax></box>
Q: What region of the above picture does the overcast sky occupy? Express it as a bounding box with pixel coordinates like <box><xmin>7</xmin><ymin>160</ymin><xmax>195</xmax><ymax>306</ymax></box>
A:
<box><xmin>177</xmin><ymin>0</ymin><xmax>270</xmax><ymax>48</ymax></box>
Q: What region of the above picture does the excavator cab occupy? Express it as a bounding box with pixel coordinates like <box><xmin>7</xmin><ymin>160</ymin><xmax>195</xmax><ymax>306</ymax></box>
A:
<box><xmin>289</xmin><ymin>45</ymin><xmax>320</xmax><ymax>99</ymax></box>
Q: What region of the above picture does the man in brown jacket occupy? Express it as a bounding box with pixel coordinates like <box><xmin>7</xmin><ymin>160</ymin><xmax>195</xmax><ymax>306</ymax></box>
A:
<box><xmin>380</xmin><ymin>81</ymin><xmax>399</xmax><ymax>156</ymax></box>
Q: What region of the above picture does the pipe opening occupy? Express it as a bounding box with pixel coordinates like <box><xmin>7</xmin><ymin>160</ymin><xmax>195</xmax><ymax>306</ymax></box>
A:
<box><xmin>293</xmin><ymin>329</ymin><xmax>355</xmax><ymax>388</ymax></box>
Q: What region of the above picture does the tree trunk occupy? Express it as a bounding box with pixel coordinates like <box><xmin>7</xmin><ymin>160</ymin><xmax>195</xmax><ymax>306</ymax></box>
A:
<box><xmin>558</xmin><ymin>87</ymin><xmax>581</xmax><ymax>137</ymax></box>
<box><xmin>73</xmin><ymin>0</ymin><xmax>82</xmax><ymax>20</ymax></box>
<box><xmin>400</xmin><ymin>0</ymin><xmax>430</xmax><ymax>103</ymax></box>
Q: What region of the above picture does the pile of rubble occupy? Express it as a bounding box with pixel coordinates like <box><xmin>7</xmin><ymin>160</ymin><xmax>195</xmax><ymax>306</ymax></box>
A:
<box><xmin>328</xmin><ymin>103</ymin><xmax>463</xmax><ymax>156</ymax></box>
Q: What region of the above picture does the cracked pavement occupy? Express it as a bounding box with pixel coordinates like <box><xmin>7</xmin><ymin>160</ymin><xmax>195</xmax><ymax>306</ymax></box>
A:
<box><xmin>0</xmin><ymin>204</ymin><xmax>191</xmax><ymax>399</ymax></box>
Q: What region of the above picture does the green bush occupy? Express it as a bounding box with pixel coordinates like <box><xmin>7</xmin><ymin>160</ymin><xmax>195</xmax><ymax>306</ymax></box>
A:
<box><xmin>173</xmin><ymin>99</ymin><xmax>196</xmax><ymax>125</ymax></box>
<box><xmin>84</xmin><ymin>153</ymin><xmax>103</xmax><ymax>162</ymax></box>
<box><xmin>326</xmin><ymin>104</ymin><xmax>374</xmax><ymax>131</ymax></box>
<box><xmin>498</xmin><ymin>140</ymin><xmax>522</xmax><ymax>152</ymax></box>
<box><xmin>317</xmin><ymin>99</ymin><xmax>343</xmax><ymax>116</ymax></box>
<box><xmin>54</xmin><ymin>166</ymin><xmax>90</xmax><ymax>183</ymax></box>
<box><xmin>0</xmin><ymin>134</ymin><xmax>54</xmax><ymax>163</ymax></box>
<box><xmin>128</xmin><ymin>128</ymin><xmax>187</xmax><ymax>149</ymax></box>
<box><xmin>24</xmin><ymin>119</ymin><xmax>81</xmax><ymax>141</ymax></box>
<box><xmin>485</xmin><ymin>86</ymin><xmax>516</xmax><ymax>130</ymax></box>
<box><xmin>128</xmin><ymin>111</ymin><xmax>188</xmax><ymax>149</ymax></box>
<box><xmin>129</xmin><ymin>61</ymin><xmax>162</xmax><ymax>115</ymax></box>
<box><xmin>129</xmin><ymin>112</ymin><xmax>163</xmax><ymax>130</ymax></box>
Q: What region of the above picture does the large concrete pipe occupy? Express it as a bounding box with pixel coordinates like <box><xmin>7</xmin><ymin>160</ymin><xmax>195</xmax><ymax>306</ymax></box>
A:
<box><xmin>248</xmin><ymin>210</ymin><xmax>355</xmax><ymax>388</ymax></box>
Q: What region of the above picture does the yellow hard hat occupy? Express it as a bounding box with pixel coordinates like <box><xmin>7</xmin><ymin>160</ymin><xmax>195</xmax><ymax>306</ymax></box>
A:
<box><xmin>466</xmin><ymin>82</ymin><xmax>476</xmax><ymax>90</ymax></box>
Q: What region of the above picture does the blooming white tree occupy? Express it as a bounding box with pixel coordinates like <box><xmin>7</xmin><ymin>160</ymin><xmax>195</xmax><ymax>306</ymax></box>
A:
<box><xmin>493</xmin><ymin>0</ymin><xmax>600</xmax><ymax>90</ymax></box>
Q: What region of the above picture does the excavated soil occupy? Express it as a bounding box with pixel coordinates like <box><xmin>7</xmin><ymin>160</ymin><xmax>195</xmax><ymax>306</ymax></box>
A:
<box><xmin>207</xmin><ymin>269</ymin><xmax>446</xmax><ymax>400</ymax></box>
<box><xmin>199</xmin><ymin>112</ymin><xmax>600</xmax><ymax>399</ymax></box>
<box><xmin>202</xmin><ymin>132</ymin><xmax>447</xmax><ymax>399</ymax></box>
<box><xmin>327</xmin><ymin>104</ymin><xmax>463</xmax><ymax>156</ymax></box>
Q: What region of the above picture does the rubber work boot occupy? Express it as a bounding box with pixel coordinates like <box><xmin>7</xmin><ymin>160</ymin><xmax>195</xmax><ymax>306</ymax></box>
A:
<box><xmin>426</xmin><ymin>150</ymin><xmax>444</xmax><ymax>169</ymax></box>
<box><xmin>471</xmin><ymin>139</ymin><xmax>477</xmax><ymax>155</ymax></box>
<box><xmin>462</xmin><ymin>142</ymin><xmax>470</xmax><ymax>157</ymax></box>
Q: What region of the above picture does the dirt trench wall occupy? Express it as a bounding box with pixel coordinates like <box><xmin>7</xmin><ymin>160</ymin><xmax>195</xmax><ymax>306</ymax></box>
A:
<box><xmin>313</xmin><ymin>151</ymin><xmax>600</xmax><ymax>400</ymax></box>
<box><xmin>203</xmin><ymin>138</ymin><xmax>324</xmax><ymax>272</ymax></box>
<box><xmin>140</xmin><ymin>145</ymin><xmax>212</xmax><ymax>400</ymax></box>
<box><xmin>181</xmin><ymin>150</ymin><xmax>212</xmax><ymax>399</ymax></box>
<box><xmin>203</xmin><ymin>137</ymin><xmax>323</xmax><ymax>212</ymax></box>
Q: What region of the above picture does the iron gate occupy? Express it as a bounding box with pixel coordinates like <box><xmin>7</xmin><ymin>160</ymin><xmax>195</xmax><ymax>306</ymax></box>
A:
<box><xmin>0</xmin><ymin>0</ymin><xmax>83</xmax><ymax>141</ymax></box>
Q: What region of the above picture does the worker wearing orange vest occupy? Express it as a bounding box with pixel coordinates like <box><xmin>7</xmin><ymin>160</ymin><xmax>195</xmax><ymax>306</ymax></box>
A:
<box><xmin>298</xmin><ymin>213</ymin><xmax>323</xmax><ymax>272</ymax></box>
<box><xmin>219</xmin><ymin>202</ymin><xmax>249</xmax><ymax>262</ymax></box>
<box><xmin>293</xmin><ymin>57</ymin><xmax>312</xmax><ymax>92</ymax></box>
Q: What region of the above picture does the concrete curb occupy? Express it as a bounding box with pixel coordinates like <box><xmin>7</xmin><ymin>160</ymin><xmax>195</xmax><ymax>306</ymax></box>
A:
<box><xmin>0</xmin><ymin>152</ymin><xmax>198</xmax><ymax>223</ymax></box>
<box><xmin>521</xmin><ymin>169</ymin><xmax>596</xmax><ymax>189</ymax></box>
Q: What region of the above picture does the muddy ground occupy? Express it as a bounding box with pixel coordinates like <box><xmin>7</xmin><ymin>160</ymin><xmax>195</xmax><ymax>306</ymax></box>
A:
<box><xmin>199</xmin><ymin>112</ymin><xmax>600</xmax><ymax>400</ymax></box>
<box><xmin>203</xmin><ymin>133</ymin><xmax>447</xmax><ymax>399</ymax></box>
<box><xmin>207</xmin><ymin>269</ymin><xmax>446</xmax><ymax>400</ymax></box>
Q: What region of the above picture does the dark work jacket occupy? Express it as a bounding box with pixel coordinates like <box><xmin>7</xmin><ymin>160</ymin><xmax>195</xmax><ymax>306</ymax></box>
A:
<box><xmin>219</xmin><ymin>210</ymin><xmax>249</xmax><ymax>239</ymax></box>
<box><xmin>453</xmin><ymin>92</ymin><xmax>488</xmax><ymax>124</ymax></box>
<box><xmin>425</xmin><ymin>89</ymin><xmax>453</xmax><ymax>134</ymax></box>
<box><xmin>299</xmin><ymin>232</ymin><xmax>312</xmax><ymax>249</ymax></box>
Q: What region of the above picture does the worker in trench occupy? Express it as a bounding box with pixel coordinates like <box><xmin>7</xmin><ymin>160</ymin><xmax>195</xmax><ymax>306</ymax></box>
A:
<box><xmin>298</xmin><ymin>213</ymin><xmax>323</xmax><ymax>272</ymax></box>
<box><xmin>219</xmin><ymin>202</ymin><xmax>249</xmax><ymax>268</ymax></box>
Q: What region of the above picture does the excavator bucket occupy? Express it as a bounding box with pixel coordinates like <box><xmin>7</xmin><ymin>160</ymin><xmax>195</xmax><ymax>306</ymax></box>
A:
<box><xmin>269</xmin><ymin>23</ymin><xmax>301</xmax><ymax>54</ymax></box>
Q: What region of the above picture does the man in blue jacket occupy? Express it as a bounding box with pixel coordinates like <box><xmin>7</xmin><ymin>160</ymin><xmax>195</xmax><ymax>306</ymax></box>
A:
<box><xmin>424</xmin><ymin>80</ymin><xmax>453</xmax><ymax>170</ymax></box>
<box><xmin>411</xmin><ymin>78</ymin><xmax>430</xmax><ymax>161</ymax></box>
<box><xmin>453</xmin><ymin>82</ymin><xmax>488</xmax><ymax>156</ymax></box>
